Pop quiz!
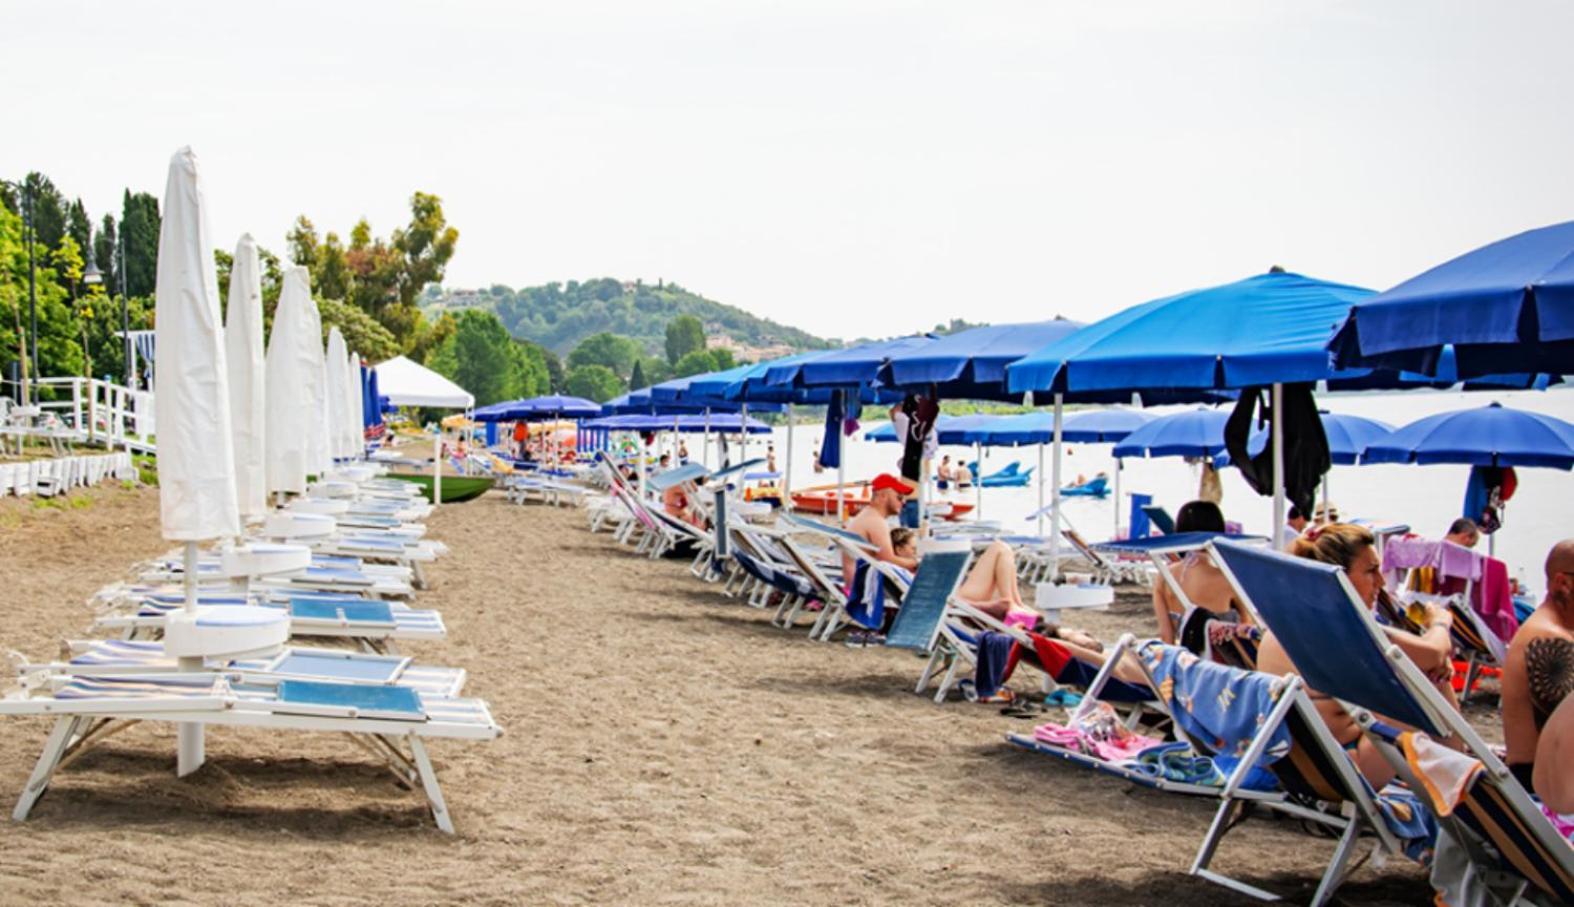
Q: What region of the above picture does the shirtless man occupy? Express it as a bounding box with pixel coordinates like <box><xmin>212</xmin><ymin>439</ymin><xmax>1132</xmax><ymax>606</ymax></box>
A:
<box><xmin>1503</xmin><ymin>539</ymin><xmax>1574</xmax><ymax>790</ymax></box>
<box><xmin>1535</xmin><ymin>693</ymin><xmax>1574</xmax><ymax>813</ymax></box>
<box><xmin>1445</xmin><ymin>517</ymin><xmax>1481</xmax><ymax>550</ymax></box>
<box><xmin>847</xmin><ymin>474</ymin><xmax>1098</xmax><ymax>647</ymax></box>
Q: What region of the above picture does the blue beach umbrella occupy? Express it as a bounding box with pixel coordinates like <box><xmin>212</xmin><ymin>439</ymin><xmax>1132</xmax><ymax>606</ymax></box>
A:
<box><xmin>1111</xmin><ymin>408</ymin><xmax>1240</xmax><ymax>460</ymax></box>
<box><xmin>770</xmin><ymin>335</ymin><xmax>936</xmax><ymax>389</ymax></box>
<box><xmin>1330</xmin><ymin>221</ymin><xmax>1574</xmax><ymax>379</ymax></box>
<box><xmin>516</xmin><ymin>394</ymin><xmax>602</xmax><ymax>419</ymax></box>
<box><xmin>876</xmin><ymin>320</ymin><xmax>1082</xmax><ymax>401</ymax></box>
<box><xmin>1361</xmin><ymin>403</ymin><xmax>1574</xmax><ymax>469</ymax></box>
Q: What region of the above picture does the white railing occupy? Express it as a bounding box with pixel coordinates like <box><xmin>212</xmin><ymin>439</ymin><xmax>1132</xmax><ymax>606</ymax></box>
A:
<box><xmin>30</xmin><ymin>377</ymin><xmax>156</xmax><ymax>453</ymax></box>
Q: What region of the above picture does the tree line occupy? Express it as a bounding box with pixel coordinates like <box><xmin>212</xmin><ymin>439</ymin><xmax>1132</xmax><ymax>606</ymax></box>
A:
<box><xmin>2</xmin><ymin>169</ymin><xmax>777</xmax><ymax>410</ymax></box>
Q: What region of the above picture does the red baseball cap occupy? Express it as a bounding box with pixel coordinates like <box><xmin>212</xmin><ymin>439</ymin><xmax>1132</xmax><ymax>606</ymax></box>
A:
<box><xmin>871</xmin><ymin>473</ymin><xmax>915</xmax><ymax>495</ymax></box>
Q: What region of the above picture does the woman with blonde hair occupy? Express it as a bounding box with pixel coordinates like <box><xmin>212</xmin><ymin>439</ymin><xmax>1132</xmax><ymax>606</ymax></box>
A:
<box><xmin>1256</xmin><ymin>523</ymin><xmax>1461</xmax><ymax>787</ymax></box>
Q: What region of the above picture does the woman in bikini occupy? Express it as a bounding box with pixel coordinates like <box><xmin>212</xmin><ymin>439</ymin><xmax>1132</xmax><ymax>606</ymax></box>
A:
<box><xmin>1256</xmin><ymin>523</ymin><xmax>1460</xmax><ymax>787</ymax></box>
<box><xmin>1150</xmin><ymin>500</ymin><xmax>1251</xmax><ymax>654</ymax></box>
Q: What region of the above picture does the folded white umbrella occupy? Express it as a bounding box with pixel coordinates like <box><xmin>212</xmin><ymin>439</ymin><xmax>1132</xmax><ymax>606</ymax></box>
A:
<box><xmin>344</xmin><ymin>348</ymin><xmax>364</xmax><ymax>458</ymax></box>
<box><xmin>302</xmin><ymin>296</ymin><xmax>332</xmax><ymax>475</ymax></box>
<box><xmin>225</xmin><ymin>234</ymin><xmax>267</xmax><ymax>520</ymax></box>
<box><xmin>155</xmin><ymin>147</ymin><xmax>240</xmax><ymax>543</ymax></box>
<box><xmin>265</xmin><ymin>268</ymin><xmax>316</xmax><ymax>495</ymax></box>
<box><xmin>326</xmin><ymin>327</ymin><xmax>351</xmax><ymax>459</ymax></box>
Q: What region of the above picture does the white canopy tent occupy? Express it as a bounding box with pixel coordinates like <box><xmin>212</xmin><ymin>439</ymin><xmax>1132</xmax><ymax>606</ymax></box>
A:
<box><xmin>224</xmin><ymin>233</ymin><xmax>267</xmax><ymax>521</ymax></box>
<box><xmin>374</xmin><ymin>355</ymin><xmax>475</xmax><ymax>409</ymax></box>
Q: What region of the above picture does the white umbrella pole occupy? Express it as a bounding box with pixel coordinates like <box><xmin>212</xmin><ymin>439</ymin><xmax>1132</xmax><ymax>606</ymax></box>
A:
<box><xmin>837</xmin><ymin>456</ymin><xmax>846</xmax><ymax>527</ymax></box>
<box><xmin>1049</xmin><ymin>392</ymin><xmax>1064</xmax><ymax>579</ymax></box>
<box><xmin>703</xmin><ymin>408</ymin><xmax>712</xmax><ymax>468</ymax></box>
<box><xmin>1036</xmin><ymin>444</ymin><xmax>1045</xmax><ymax>537</ymax></box>
<box><xmin>432</xmin><ymin>425</ymin><xmax>443</xmax><ymax>507</ymax></box>
<box><xmin>1271</xmin><ymin>383</ymin><xmax>1285</xmax><ymax>540</ymax></box>
<box><xmin>784</xmin><ymin>404</ymin><xmax>795</xmax><ymax>502</ymax></box>
<box><xmin>1114</xmin><ymin>457</ymin><xmax>1123</xmax><ymax>539</ymax></box>
<box><xmin>975</xmin><ymin>441</ymin><xmax>983</xmax><ymax>520</ymax></box>
<box><xmin>740</xmin><ymin>404</ymin><xmax>749</xmax><ymax>465</ymax></box>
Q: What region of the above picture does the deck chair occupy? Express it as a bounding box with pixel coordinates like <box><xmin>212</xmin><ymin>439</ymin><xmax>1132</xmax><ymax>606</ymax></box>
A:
<box><xmin>93</xmin><ymin>590</ymin><xmax>446</xmax><ymax>655</ymax></box>
<box><xmin>1062</xmin><ymin>528</ymin><xmax>1151</xmax><ymax>586</ymax></box>
<box><xmin>1005</xmin><ymin>633</ymin><xmax>1262</xmax><ymax>797</ymax></box>
<box><xmin>1212</xmin><ymin>538</ymin><xmax>1574</xmax><ymax>907</ymax></box>
<box><xmin>777</xmin><ymin>514</ymin><xmax>907</xmax><ymax>641</ymax></box>
<box><xmin>768</xmin><ymin>530</ymin><xmax>849</xmax><ymax>631</ymax></box>
<box><xmin>1141</xmin><ymin>504</ymin><xmax>1176</xmax><ymax>536</ymax></box>
<box><xmin>0</xmin><ymin>672</ymin><xmax>499</xmax><ymax>834</ymax></box>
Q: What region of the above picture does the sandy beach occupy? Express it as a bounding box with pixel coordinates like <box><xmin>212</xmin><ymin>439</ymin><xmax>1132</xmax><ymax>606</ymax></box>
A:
<box><xmin>0</xmin><ymin>484</ymin><xmax>1496</xmax><ymax>906</ymax></box>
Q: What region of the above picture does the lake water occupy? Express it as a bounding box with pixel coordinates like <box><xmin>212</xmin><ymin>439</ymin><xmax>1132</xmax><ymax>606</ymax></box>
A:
<box><xmin>699</xmin><ymin>388</ymin><xmax>1574</xmax><ymax>599</ymax></box>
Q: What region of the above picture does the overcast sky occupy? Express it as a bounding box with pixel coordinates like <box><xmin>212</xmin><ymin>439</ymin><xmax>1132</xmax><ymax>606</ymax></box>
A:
<box><xmin>6</xmin><ymin>1</ymin><xmax>1573</xmax><ymax>341</ymax></box>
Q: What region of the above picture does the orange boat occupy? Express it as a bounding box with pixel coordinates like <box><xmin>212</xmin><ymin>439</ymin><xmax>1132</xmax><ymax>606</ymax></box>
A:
<box><xmin>789</xmin><ymin>482</ymin><xmax>975</xmax><ymax>521</ymax></box>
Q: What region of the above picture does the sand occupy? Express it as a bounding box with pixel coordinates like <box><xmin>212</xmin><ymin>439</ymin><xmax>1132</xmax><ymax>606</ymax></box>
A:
<box><xmin>0</xmin><ymin>484</ymin><xmax>1482</xmax><ymax>906</ymax></box>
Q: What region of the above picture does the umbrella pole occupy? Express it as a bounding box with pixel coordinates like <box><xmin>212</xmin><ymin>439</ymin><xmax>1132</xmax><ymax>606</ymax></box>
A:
<box><xmin>837</xmin><ymin>457</ymin><xmax>846</xmax><ymax>527</ymax></box>
<box><xmin>1271</xmin><ymin>383</ymin><xmax>1285</xmax><ymax>542</ymax></box>
<box><xmin>784</xmin><ymin>405</ymin><xmax>795</xmax><ymax>504</ymax></box>
<box><xmin>432</xmin><ymin>425</ymin><xmax>442</xmax><ymax>507</ymax></box>
<box><xmin>975</xmin><ymin>441</ymin><xmax>983</xmax><ymax>520</ymax></box>
<box><xmin>177</xmin><ymin>538</ymin><xmax>204</xmax><ymax>776</ymax></box>
<box><xmin>1049</xmin><ymin>392</ymin><xmax>1063</xmax><ymax>580</ymax></box>
<box><xmin>1114</xmin><ymin>457</ymin><xmax>1122</xmax><ymax>540</ymax></box>
<box><xmin>703</xmin><ymin>408</ymin><xmax>712</xmax><ymax>469</ymax></box>
<box><xmin>740</xmin><ymin>404</ymin><xmax>749</xmax><ymax>465</ymax></box>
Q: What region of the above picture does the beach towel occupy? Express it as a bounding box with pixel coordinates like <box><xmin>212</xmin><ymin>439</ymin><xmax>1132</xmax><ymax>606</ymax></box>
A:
<box><xmin>1034</xmin><ymin>702</ymin><xmax>1162</xmax><ymax>762</ymax></box>
<box><xmin>1137</xmin><ymin>640</ymin><xmax>1292</xmax><ymax>762</ymax></box>
<box><xmin>844</xmin><ymin>560</ymin><xmax>911</xmax><ymax>630</ymax></box>
<box><xmin>1472</xmin><ymin>557</ymin><xmax>1518</xmax><ymax>642</ymax></box>
<box><xmin>973</xmin><ymin>631</ymin><xmax>1020</xmax><ymax>700</ymax></box>
<box><xmin>1026</xmin><ymin>633</ymin><xmax>1153</xmax><ymax>703</ymax></box>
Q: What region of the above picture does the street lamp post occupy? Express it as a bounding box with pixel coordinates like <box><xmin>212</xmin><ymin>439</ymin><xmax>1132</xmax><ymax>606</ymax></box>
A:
<box><xmin>119</xmin><ymin>232</ymin><xmax>132</xmax><ymax>389</ymax></box>
<box><xmin>1</xmin><ymin>177</ymin><xmax>37</xmax><ymax>405</ymax></box>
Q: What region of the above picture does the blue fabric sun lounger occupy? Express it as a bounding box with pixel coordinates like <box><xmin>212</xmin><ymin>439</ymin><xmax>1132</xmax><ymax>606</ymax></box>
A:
<box><xmin>1211</xmin><ymin>538</ymin><xmax>1574</xmax><ymax>906</ymax></box>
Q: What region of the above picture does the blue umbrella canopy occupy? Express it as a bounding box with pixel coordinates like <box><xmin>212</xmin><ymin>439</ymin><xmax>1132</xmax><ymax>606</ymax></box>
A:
<box><xmin>770</xmin><ymin>335</ymin><xmax>935</xmax><ymax>388</ymax></box>
<box><xmin>1007</xmin><ymin>270</ymin><xmax>1375</xmax><ymax>395</ymax></box>
<box><xmin>876</xmin><ymin>319</ymin><xmax>1082</xmax><ymax>401</ymax></box>
<box><xmin>475</xmin><ymin>394</ymin><xmax>602</xmax><ymax>422</ymax></box>
<box><xmin>1360</xmin><ymin>402</ymin><xmax>1574</xmax><ymax>469</ymax></box>
<box><xmin>584</xmin><ymin>413</ymin><xmax>771</xmax><ymax>434</ymax></box>
<box><xmin>1330</xmin><ymin>221</ymin><xmax>1574</xmax><ymax>379</ymax></box>
<box><xmin>1111</xmin><ymin>408</ymin><xmax>1239</xmax><ymax>460</ymax></box>
<box><xmin>863</xmin><ymin>414</ymin><xmax>995</xmax><ymax>445</ymax></box>
<box><xmin>1233</xmin><ymin>411</ymin><xmax>1393</xmax><ymax>466</ymax></box>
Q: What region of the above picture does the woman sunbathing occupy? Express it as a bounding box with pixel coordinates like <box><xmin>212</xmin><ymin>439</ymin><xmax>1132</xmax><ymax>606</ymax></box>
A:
<box><xmin>1255</xmin><ymin>523</ymin><xmax>1461</xmax><ymax>788</ymax></box>
<box><xmin>1150</xmin><ymin>500</ymin><xmax>1251</xmax><ymax>653</ymax></box>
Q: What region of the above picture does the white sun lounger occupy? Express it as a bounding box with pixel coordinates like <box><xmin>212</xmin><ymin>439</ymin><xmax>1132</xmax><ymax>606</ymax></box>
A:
<box><xmin>93</xmin><ymin>589</ymin><xmax>446</xmax><ymax>653</ymax></box>
<box><xmin>0</xmin><ymin>673</ymin><xmax>499</xmax><ymax>833</ymax></box>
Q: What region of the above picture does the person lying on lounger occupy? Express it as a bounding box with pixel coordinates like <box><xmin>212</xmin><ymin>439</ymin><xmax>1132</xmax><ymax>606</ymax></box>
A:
<box><xmin>1256</xmin><ymin>523</ymin><xmax>1461</xmax><ymax>788</ymax></box>
<box><xmin>1150</xmin><ymin>500</ymin><xmax>1252</xmax><ymax>654</ymax></box>
<box><xmin>663</xmin><ymin>478</ymin><xmax>707</xmax><ymax>529</ymax></box>
<box><xmin>1503</xmin><ymin>539</ymin><xmax>1574</xmax><ymax>790</ymax></box>
<box><xmin>847</xmin><ymin>474</ymin><xmax>1098</xmax><ymax>650</ymax></box>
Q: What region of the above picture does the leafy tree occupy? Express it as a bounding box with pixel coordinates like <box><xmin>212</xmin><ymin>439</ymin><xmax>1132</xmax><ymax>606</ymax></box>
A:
<box><xmin>512</xmin><ymin>339</ymin><xmax>552</xmax><ymax>399</ymax></box>
<box><xmin>665</xmin><ymin>313</ymin><xmax>706</xmax><ymax>365</ymax></box>
<box><xmin>119</xmin><ymin>190</ymin><xmax>160</xmax><ymax>297</ymax></box>
<box><xmin>424</xmin><ymin>310</ymin><xmax>534</xmax><ymax>405</ymax></box>
<box><xmin>94</xmin><ymin>214</ymin><xmax>117</xmax><ymax>291</ymax></box>
<box><xmin>567</xmin><ymin>331</ymin><xmax>642</xmax><ymax>380</ymax></box>
<box><xmin>673</xmin><ymin>349</ymin><xmax>722</xmax><ymax>378</ymax></box>
<box><xmin>287</xmin><ymin>194</ymin><xmax>457</xmax><ymax>355</ymax></box>
<box><xmin>406</xmin><ymin>311</ymin><xmax>456</xmax><ymax>365</ymax></box>
<box><xmin>711</xmin><ymin>347</ymin><xmax>736</xmax><ymax>371</ymax></box>
<box><xmin>22</xmin><ymin>173</ymin><xmax>67</xmax><ymax>252</ymax></box>
<box><xmin>629</xmin><ymin>358</ymin><xmax>648</xmax><ymax>391</ymax></box>
<box><xmin>640</xmin><ymin>355</ymin><xmax>672</xmax><ymax>386</ymax></box>
<box><xmin>563</xmin><ymin>363</ymin><xmax>622</xmax><ymax>402</ymax></box>
<box><xmin>319</xmin><ymin>298</ymin><xmax>401</xmax><ymax>362</ymax></box>
<box><xmin>517</xmin><ymin>338</ymin><xmax>563</xmax><ymax>392</ymax></box>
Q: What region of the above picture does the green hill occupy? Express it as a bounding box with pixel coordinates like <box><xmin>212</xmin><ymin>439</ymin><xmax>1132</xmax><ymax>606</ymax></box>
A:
<box><xmin>422</xmin><ymin>278</ymin><xmax>835</xmax><ymax>358</ymax></box>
